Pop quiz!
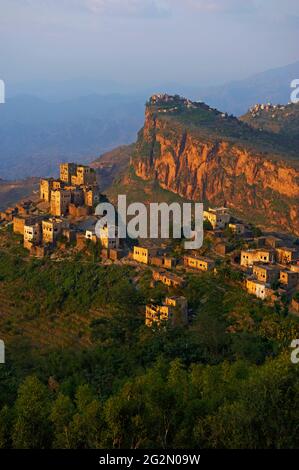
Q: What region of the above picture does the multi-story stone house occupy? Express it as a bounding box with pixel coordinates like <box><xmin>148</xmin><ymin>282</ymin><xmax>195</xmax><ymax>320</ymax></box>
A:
<box><xmin>240</xmin><ymin>249</ymin><xmax>275</xmax><ymax>267</ymax></box>
<box><xmin>71</xmin><ymin>165</ymin><xmax>96</xmax><ymax>186</ymax></box>
<box><xmin>50</xmin><ymin>189</ymin><xmax>72</xmax><ymax>217</ymax></box>
<box><xmin>146</xmin><ymin>296</ymin><xmax>188</xmax><ymax>327</ymax></box>
<box><xmin>24</xmin><ymin>222</ymin><xmax>42</xmax><ymax>249</ymax></box>
<box><xmin>99</xmin><ymin>225</ymin><xmax>120</xmax><ymax>250</ymax></box>
<box><xmin>60</xmin><ymin>163</ymin><xmax>77</xmax><ymax>184</ymax></box>
<box><xmin>42</xmin><ymin>218</ymin><xmax>68</xmax><ymax>244</ymax></box>
<box><xmin>276</xmin><ymin>247</ymin><xmax>299</xmax><ymax>265</ymax></box>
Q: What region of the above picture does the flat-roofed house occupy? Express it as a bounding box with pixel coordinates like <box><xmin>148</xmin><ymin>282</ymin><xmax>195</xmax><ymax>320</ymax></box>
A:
<box><xmin>13</xmin><ymin>215</ymin><xmax>28</xmax><ymax>235</ymax></box>
<box><xmin>83</xmin><ymin>186</ymin><xmax>100</xmax><ymax>207</ymax></box>
<box><xmin>276</xmin><ymin>247</ymin><xmax>298</xmax><ymax>265</ymax></box>
<box><xmin>204</xmin><ymin>207</ymin><xmax>230</xmax><ymax>230</ymax></box>
<box><xmin>184</xmin><ymin>254</ymin><xmax>215</xmax><ymax>272</ymax></box>
<box><xmin>40</xmin><ymin>178</ymin><xmax>54</xmax><ymax>202</ymax></box>
<box><xmin>133</xmin><ymin>246</ymin><xmax>158</xmax><ymax>265</ymax></box>
<box><xmin>50</xmin><ymin>189</ymin><xmax>71</xmax><ymax>217</ymax></box>
<box><xmin>99</xmin><ymin>224</ymin><xmax>119</xmax><ymax>250</ymax></box>
<box><xmin>146</xmin><ymin>296</ymin><xmax>188</xmax><ymax>327</ymax></box>
<box><xmin>23</xmin><ymin>222</ymin><xmax>42</xmax><ymax>250</ymax></box>
<box><xmin>42</xmin><ymin>218</ymin><xmax>68</xmax><ymax>244</ymax></box>
<box><xmin>60</xmin><ymin>163</ymin><xmax>77</xmax><ymax>184</ymax></box>
<box><xmin>152</xmin><ymin>270</ymin><xmax>185</xmax><ymax>288</ymax></box>
<box><xmin>240</xmin><ymin>249</ymin><xmax>275</xmax><ymax>267</ymax></box>
<box><xmin>246</xmin><ymin>278</ymin><xmax>270</xmax><ymax>300</ymax></box>
<box><xmin>265</xmin><ymin>236</ymin><xmax>283</xmax><ymax>249</ymax></box>
<box><xmin>71</xmin><ymin>165</ymin><xmax>96</xmax><ymax>186</ymax></box>
<box><xmin>229</xmin><ymin>223</ymin><xmax>245</xmax><ymax>235</ymax></box>
<box><xmin>253</xmin><ymin>264</ymin><xmax>279</xmax><ymax>284</ymax></box>
<box><xmin>279</xmin><ymin>270</ymin><xmax>298</xmax><ymax>290</ymax></box>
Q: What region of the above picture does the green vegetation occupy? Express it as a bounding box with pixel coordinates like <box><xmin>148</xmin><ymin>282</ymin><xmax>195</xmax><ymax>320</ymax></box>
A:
<box><xmin>0</xmin><ymin>247</ymin><xmax>298</xmax><ymax>449</ymax></box>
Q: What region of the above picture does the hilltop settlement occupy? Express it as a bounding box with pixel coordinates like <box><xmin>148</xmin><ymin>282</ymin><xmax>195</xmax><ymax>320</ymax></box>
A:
<box><xmin>0</xmin><ymin>161</ymin><xmax>299</xmax><ymax>326</ymax></box>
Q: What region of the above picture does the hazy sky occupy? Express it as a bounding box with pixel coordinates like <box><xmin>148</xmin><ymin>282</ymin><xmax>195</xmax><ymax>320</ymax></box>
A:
<box><xmin>1</xmin><ymin>0</ymin><xmax>299</xmax><ymax>90</ymax></box>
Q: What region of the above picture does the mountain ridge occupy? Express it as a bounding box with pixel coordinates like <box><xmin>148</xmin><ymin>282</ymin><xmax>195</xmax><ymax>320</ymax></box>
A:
<box><xmin>124</xmin><ymin>94</ymin><xmax>299</xmax><ymax>234</ymax></box>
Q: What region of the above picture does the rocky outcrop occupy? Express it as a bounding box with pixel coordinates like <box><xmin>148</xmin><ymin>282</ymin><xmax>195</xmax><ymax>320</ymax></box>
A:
<box><xmin>132</xmin><ymin>95</ymin><xmax>299</xmax><ymax>234</ymax></box>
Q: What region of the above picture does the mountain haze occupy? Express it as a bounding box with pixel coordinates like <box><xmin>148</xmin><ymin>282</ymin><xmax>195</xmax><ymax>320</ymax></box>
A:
<box><xmin>1</xmin><ymin>60</ymin><xmax>299</xmax><ymax>181</ymax></box>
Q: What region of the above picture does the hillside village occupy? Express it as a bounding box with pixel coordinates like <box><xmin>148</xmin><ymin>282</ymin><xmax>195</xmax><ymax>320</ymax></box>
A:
<box><xmin>0</xmin><ymin>162</ymin><xmax>299</xmax><ymax>326</ymax></box>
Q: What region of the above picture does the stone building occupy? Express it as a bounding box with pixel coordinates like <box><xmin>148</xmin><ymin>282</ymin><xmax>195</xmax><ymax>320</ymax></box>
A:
<box><xmin>16</xmin><ymin>201</ymin><xmax>33</xmax><ymax>216</ymax></box>
<box><xmin>60</xmin><ymin>163</ymin><xmax>77</xmax><ymax>184</ymax></box>
<box><xmin>214</xmin><ymin>242</ymin><xmax>228</xmax><ymax>256</ymax></box>
<box><xmin>99</xmin><ymin>225</ymin><xmax>120</xmax><ymax>250</ymax></box>
<box><xmin>133</xmin><ymin>246</ymin><xmax>158</xmax><ymax>265</ymax></box>
<box><xmin>71</xmin><ymin>165</ymin><xmax>96</xmax><ymax>186</ymax></box>
<box><xmin>83</xmin><ymin>186</ymin><xmax>100</xmax><ymax>207</ymax></box>
<box><xmin>109</xmin><ymin>248</ymin><xmax>125</xmax><ymax>261</ymax></box>
<box><xmin>50</xmin><ymin>189</ymin><xmax>71</xmax><ymax>217</ymax></box>
<box><xmin>42</xmin><ymin>218</ymin><xmax>68</xmax><ymax>244</ymax></box>
<box><xmin>152</xmin><ymin>270</ymin><xmax>185</xmax><ymax>288</ymax></box>
<box><xmin>276</xmin><ymin>247</ymin><xmax>298</xmax><ymax>265</ymax></box>
<box><xmin>13</xmin><ymin>216</ymin><xmax>28</xmax><ymax>235</ymax></box>
<box><xmin>146</xmin><ymin>296</ymin><xmax>188</xmax><ymax>327</ymax></box>
<box><xmin>229</xmin><ymin>223</ymin><xmax>245</xmax><ymax>235</ymax></box>
<box><xmin>204</xmin><ymin>207</ymin><xmax>230</xmax><ymax>230</ymax></box>
<box><xmin>23</xmin><ymin>222</ymin><xmax>42</xmax><ymax>249</ymax></box>
<box><xmin>69</xmin><ymin>204</ymin><xmax>91</xmax><ymax>218</ymax></box>
<box><xmin>265</xmin><ymin>236</ymin><xmax>283</xmax><ymax>249</ymax></box>
<box><xmin>246</xmin><ymin>278</ymin><xmax>270</xmax><ymax>300</ymax></box>
<box><xmin>253</xmin><ymin>264</ymin><xmax>279</xmax><ymax>284</ymax></box>
<box><xmin>279</xmin><ymin>270</ymin><xmax>298</xmax><ymax>290</ymax></box>
<box><xmin>240</xmin><ymin>249</ymin><xmax>275</xmax><ymax>267</ymax></box>
<box><xmin>64</xmin><ymin>186</ymin><xmax>84</xmax><ymax>206</ymax></box>
<box><xmin>151</xmin><ymin>255</ymin><xmax>177</xmax><ymax>269</ymax></box>
<box><xmin>40</xmin><ymin>178</ymin><xmax>54</xmax><ymax>202</ymax></box>
<box><xmin>183</xmin><ymin>254</ymin><xmax>215</xmax><ymax>272</ymax></box>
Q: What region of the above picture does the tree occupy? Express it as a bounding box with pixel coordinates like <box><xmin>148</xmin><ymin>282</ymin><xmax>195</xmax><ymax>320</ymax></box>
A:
<box><xmin>0</xmin><ymin>406</ymin><xmax>12</xmax><ymax>449</ymax></box>
<box><xmin>50</xmin><ymin>393</ymin><xmax>74</xmax><ymax>449</ymax></box>
<box><xmin>68</xmin><ymin>385</ymin><xmax>102</xmax><ymax>449</ymax></box>
<box><xmin>12</xmin><ymin>376</ymin><xmax>52</xmax><ymax>449</ymax></box>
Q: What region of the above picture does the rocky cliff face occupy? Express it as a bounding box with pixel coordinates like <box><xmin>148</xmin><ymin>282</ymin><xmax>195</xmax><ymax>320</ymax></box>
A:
<box><xmin>132</xmin><ymin>95</ymin><xmax>299</xmax><ymax>234</ymax></box>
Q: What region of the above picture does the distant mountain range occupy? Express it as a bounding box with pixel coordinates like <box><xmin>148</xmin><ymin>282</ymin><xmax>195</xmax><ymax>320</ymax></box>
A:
<box><xmin>0</xmin><ymin>94</ymin><xmax>145</xmax><ymax>179</ymax></box>
<box><xmin>197</xmin><ymin>60</ymin><xmax>299</xmax><ymax>116</ymax></box>
<box><xmin>0</xmin><ymin>178</ymin><xmax>39</xmax><ymax>211</ymax></box>
<box><xmin>0</xmin><ymin>60</ymin><xmax>298</xmax><ymax>181</ymax></box>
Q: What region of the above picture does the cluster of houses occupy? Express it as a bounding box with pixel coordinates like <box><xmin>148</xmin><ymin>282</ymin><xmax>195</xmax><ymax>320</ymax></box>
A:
<box><xmin>146</xmin><ymin>296</ymin><xmax>188</xmax><ymax>327</ymax></box>
<box><xmin>249</xmin><ymin>103</ymin><xmax>286</xmax><ymax>119</ymax></box>
<box><xmin>140</xmin><ymin>207</ymin><xmax>299</xmax><ymax>326</ymax></box>
<box><xmin>1</xmin><ymin>168</ymin><xmax>299</xmax><ymax>325</ymax></box>
<box><xmin>3</xmin><ymin>163</ymin><xmax>107</xmax><ymax>257</ymax></box>
<box><xmin>241</xmin><ymin>237</ymin><xmax>299</xmax><ymax>302</ymax></box>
